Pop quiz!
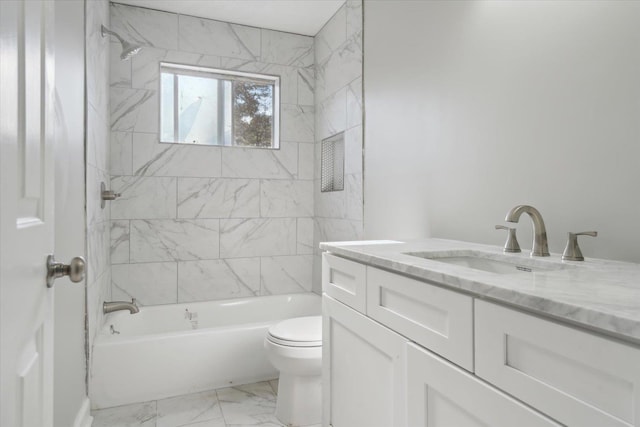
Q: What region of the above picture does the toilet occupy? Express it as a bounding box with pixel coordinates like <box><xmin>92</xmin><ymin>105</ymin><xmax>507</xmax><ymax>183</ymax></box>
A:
<box><xmin>264</xmin><ymin>315</ymin><xmax>322</xmax><ymax>427</ymax></box>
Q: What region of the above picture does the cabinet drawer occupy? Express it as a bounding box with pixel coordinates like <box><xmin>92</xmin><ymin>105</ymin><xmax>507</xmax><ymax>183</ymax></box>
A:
<box><xmin>407</xmin><ymin>343</ymin><xmax>560</xmax><ymax>427</ymax></box>
<box><xmin>367</xmin><ymin>267</ymin><xmax>473</xmax><ymax>371</ymax></box>
<box><xmin>475</xmin><ymin>300</ymin><xmax>640</xmax><ymax>427</ymax></box>
<box><xmin>322</xmin><ymin>253</ymin><xmax>367</xmax><ymax>313</ymax></box>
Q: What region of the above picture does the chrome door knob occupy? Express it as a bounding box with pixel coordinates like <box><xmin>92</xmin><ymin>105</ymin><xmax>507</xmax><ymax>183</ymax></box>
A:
<box><xmin>46</xmin><ymin>255</ymin><xmax>86</xmax><ymax>288</ymax></box>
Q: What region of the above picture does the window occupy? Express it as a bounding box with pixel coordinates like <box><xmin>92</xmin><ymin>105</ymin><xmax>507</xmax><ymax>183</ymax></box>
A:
<box><xmin>160</xmin><ymin>62</ymin><xmax>280</xmax><ymax>148</ymax></box>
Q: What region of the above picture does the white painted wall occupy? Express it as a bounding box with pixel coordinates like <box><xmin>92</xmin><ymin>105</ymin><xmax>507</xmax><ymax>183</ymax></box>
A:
<box><xmin>53</xmin><ymin>0</ymin><xmax>88</xmax><ymax>425</ymax></box>
<box><xmin>364</xmin><ymin>1</ymin><xmax>640</xmax><ymax>262</ymax></box>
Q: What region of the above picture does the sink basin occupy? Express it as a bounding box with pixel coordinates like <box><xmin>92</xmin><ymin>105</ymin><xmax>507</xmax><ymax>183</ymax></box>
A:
<box><xmin>404</xmin><ymin>250</ymin><xmax>570</xmax><ymax>274</ymax></box>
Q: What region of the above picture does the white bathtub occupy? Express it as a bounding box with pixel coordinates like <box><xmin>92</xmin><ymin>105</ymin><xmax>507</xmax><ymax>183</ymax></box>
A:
<box><xmin>90</xmin><ymin>293</ymin><xmax>321</xmax><ymax>409</ymax></box>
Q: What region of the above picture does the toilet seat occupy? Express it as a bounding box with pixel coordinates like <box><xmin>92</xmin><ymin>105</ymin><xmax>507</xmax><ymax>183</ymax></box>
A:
<box><xmin>267</xmin><ymin>316</ymin><xmax>321</xmax><ymax>347</ymax></box>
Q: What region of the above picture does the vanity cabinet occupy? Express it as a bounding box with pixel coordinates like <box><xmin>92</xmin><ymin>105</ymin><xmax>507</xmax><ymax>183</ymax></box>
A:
<box><xmin>367</xmin><ymin>266</ymin><xmax>474</xmax><ymax>371</ymax></box>
<box><xmin>407</xmin><ymin>343</ymin><xmax>560</xmax><ymax>427</ymax></box>
<box><xmin>322</xmin><ymin>253</ymin><xmax>367</xmax><ymax>313</ymax></box>
<box><xmin>322</xmin><ymin>252</ymin><xmax>640</xmax><ymax>427</ymax></box>
<box><xmin>322</xmin><ymin>294</ymin><xmax>407</xmax><ymax>427</ymax></box>
<box><xmin>475</xmin><ymin>300</ymin><xmax>640</xmax><ymax>427</ymax></box>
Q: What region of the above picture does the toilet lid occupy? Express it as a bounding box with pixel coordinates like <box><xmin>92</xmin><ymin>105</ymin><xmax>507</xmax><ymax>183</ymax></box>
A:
<box><xmin>267</xmin><ymin>316</ymin><xmax>322</xmax><ymax>347</ymax></box>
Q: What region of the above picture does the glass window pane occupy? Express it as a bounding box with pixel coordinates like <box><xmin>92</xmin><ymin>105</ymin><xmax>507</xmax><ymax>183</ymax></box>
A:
<box><xmin>223</xmin><ymin>80</ymin><xmax>233</xmax><ymax>145</ymax></box>
<box><xmin>160</xmin><ymin>73</ymin><xmax>175</xmax><ymax>142</ymax></box>
<box><xmin>232</xmin><ymin>81</ymin><xmax>274</xmax><ymax>148</ymax></box>
<box><xmin>178</xmin><ymin>74</ymin><xmax>218</xmax><ymax>145</ymax></box>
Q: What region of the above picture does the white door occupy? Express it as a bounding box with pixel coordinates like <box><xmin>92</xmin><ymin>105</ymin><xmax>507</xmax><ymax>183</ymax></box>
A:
<box><xmin>1</xmin><ymin>1</ymin><xmax>56</xmax><ymax>426</ymax></box>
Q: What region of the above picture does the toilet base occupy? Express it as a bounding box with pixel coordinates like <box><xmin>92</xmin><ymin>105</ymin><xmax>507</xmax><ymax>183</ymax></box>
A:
<box><xmin>275</xmin><ymin>373</ymin><xmax>321</xmax><ymax>427</ymax></box>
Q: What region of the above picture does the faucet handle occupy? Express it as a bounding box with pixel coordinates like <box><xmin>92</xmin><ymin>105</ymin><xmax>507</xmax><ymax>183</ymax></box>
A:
<box><xmin>562</xmin><ymin>231</ymin><xmax>597</xmax><ymax>261</ymax></box>
<box><xmin>495</xmin><ymin>225</ymin><xmax>521</xmax><ymax>253</ymax></box>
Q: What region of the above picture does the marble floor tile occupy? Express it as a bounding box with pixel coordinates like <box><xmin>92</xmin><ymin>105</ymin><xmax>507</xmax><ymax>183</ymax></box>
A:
<box><xmin>268</xmin><ymin>379</ymin><xmax>279</xmax><ymax>396</ymax></box>
<box><xmin>92</xmin><ymin>401</ymin><xmax>157</xmax><ymax>427</ymax></box>
<box><xmin>216</xmin><ymin>382</ymin><xmax>278</xmax><ymax>426</ymax></box>
<box><xmin>91</xmin><ymin>382</ymin><xmax>290</xmax><ymax>427</ymax></box>
<box><xmin>156</xmin><ymin>389</ymin><xmax>223</xmax><ymax>427</ymax></box>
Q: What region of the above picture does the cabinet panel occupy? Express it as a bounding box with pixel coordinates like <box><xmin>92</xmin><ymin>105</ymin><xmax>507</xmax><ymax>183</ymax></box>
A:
<box><xmin>367</xmin><ymin>267</ymin><xmax>473</xmax><ymax>370</ymax></box>
<box><xmin>475</xmin><ymin>300</ymin><xmax>640</xmax><ymax>427</ymax></box>
<box><xmin>407</xmin><ymin>343</ymin><xmax>560</xmax><ymax>427</ymax></box>
<box><xmin>322</xmin><ymin>253</ymin><xmax>367</xmax><ymax>313</ymax></box>
<box><xmin>323</xmin><ymin>295</ymin><xmax>406</xmax><ymax>427</ymax></box>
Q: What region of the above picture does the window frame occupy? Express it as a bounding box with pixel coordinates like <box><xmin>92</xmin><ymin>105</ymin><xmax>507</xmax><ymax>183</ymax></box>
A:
<box><xmin>158</xmin><ymin>61</ymin><xmax>281</xmax><ymax>149</ymax></box>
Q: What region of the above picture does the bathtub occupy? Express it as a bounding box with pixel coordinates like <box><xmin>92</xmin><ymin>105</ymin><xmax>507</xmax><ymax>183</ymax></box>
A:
<box><xmin>90</xmin><ymin>293</ymin><xmax>321</xmax><ymax>409</ymax></box>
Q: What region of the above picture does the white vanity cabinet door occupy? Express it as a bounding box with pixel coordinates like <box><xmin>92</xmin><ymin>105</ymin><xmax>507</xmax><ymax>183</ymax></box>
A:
<box><xmin>407</xmin><ymin>343</ymin><xmax>561</xmax><ymax>427</ymax></box>
<box><xmin>322</xmin><ymin>253</ymin><xmax>367</xmax><ymax>313</ymax></box>
<box><xmin>475</xmin><ymin>300</ymin><xmax>640</xmax><ymax>427</ymax></box>
<box><xmin>367</xmin><ymin>267</ymin><xmax>474</xmax><ymax>371</ymax></box>
<box><xmin>323</xmin><ymin>295</ymin><xmax>407</xmax><ymax>427</ymax></box>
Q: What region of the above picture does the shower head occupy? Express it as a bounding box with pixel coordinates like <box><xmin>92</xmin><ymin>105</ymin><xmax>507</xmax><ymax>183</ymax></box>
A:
<box><xmin>101</xmin><ymin>25</ymin><xmax>142</xmax><ymax>60</ymax></box>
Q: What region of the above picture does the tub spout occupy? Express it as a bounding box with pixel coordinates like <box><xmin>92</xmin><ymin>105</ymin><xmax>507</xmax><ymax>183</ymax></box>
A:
<box><xmin>104</xmin><ymin>298</ymin><xmax>140</xmax><ymax>314</ymax></box>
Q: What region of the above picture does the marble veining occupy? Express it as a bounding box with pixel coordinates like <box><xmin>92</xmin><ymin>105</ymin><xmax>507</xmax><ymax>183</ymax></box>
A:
<box><xmin>281</xmin><ymin>105</ymin><xmax>315</xmax><ymax>143</ymax></box>
<box><xmin>111</xmin><ymin>132</ymin><xmax>133</xmax><ymax>176</ymax></box>
<box><xmin>321</xmin><ymin>238</ymin><xmax>640</xmax><ymax>343</ymax></box>
<box><xmin>220</xmin><ymin>218</ymin><xmax>297</xmax><ymax>258</ymax></box>
<box><xmin>216</xmin><ymin>382</ymin><xmax>278</xmax><ymax>426</ymax></box>
<box><xmin>312</xmin><ymin>3</ymin><xmax>364</xmax><ymax>292</ymax></box>
<box><xmin>298</xmin><ymin>67</ymin><xmax>315</xmax><ymax>106</ymax></box>
<box><xmin>261</xmin><ymin>255</ymin><xmax>313</xmax><ymax>295</ymax></box>
<box><xmin>132</xmin><ymin>133</ymin><xmax>222</xmax><ymax>178</ymax></box>
<box><xmin>179</xmin><ymin>15</ymin><xmax>260</xmax><ymax>60</ymax></box>
<box><xmin>130</xmin><ymin>219</ymin><xmax>219</xmax><ymax>262</ymax></box>
<box><xmin>86</xmin><ymin>0</ymin><xmax>112</xmax><ymax>374</ymax></box>
<box><xmin>110</xmin><ymin>220</ymin><xmax>130</xmax><ymax>264</ymax></box>
<box><xmin>221</xmin><ymin>143</ymin><xmax>298</xmax><ymax>179</ymax></box>
<box><xmin>105</xmin><ymin>2</ymin><xmax>364</xmax><ymax>307</ymax></box>
<box><xmin>344</xmin><ymin>125</ymin><xmax>363</xmax><ymax>175</ymax></box>
<box><xmin>345</xmin><ymin>174</ymin><xmax>364</xmax><ymax>221</ymax></box>
<box><xmin>110</xmin><ymin>87</ymin><xmax>157</xmax><ymax>133</ymax></box>
<box><xmin>315</xmin><ymin>5</ymin><xmax>346</xmax><ymax>65</ymax></box>
<box><xmin>177</xmin><ymin>259</ymin><xmax>260</xmax><ymax>302</ymax></box>
<box><xmin>91</xmin><ymin>381</ymin><xmax>313</xmax><ymax>427</ymax></box>
<box><xmin>87</xmin><ymin>103</ymin><xmax>109</xmax><ymax>170</ymax></box>
<box><xmin>298</xmin><ymin>143</ymin><xmax>315</xmax><ymax>180</ymax></box>
<box><xmin>346</xmin><ymin>78</ymin><xmax>363</xmax><ymax>129</ymax></box>
<box><xmin>297</xmin><ymin>218</ymin><xmax>315</xmax><ymax>255</ymax></box>
<box><xmin>112</xmin><ymin>262</ymin><xmax>178</xmax><ymax>306</ymax></box>
<box><xmin>111</xmin><ymin>176</ymin><xmax>177</xmax><ymax>220</ymax></box>
<box><xmin>111</xmin><ymin>3</ymin><xmax>179</xmax><ymax>50</ymax></box>
<box><xmin>260</xmin><ymin>180</ymin><xmax>314</xmax><ymax>218</ymax></box>
<box><xmin>177</xmin><ymin>178</ymin><xmax>260</xmax><ymax>219</ymax></box>
<box><xmin>315</xmin><ymin>32</ymin><xmax>362</xmax><ymax>103</ymax></box>
<box><xmin>261</xmin><ymin>29</ymin><xmax>314</xmax><ymax>68</ymax></box>
<box><xmin>346</xmin><ymin>0</ymin><xmax>364</xmax><ymax>40</ymax></box>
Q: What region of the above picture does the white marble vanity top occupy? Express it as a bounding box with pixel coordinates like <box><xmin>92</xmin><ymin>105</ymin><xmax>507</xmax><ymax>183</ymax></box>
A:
<box><xmin>320</xmin><ymin>238</ymin><xmax>640</xmax><ymax>344</ymax></box>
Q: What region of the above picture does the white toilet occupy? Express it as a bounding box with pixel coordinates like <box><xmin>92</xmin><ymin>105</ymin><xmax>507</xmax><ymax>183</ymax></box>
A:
<box><xmin>264</xmin><ymin>315</ymin><xmax>322</xmax><ymax>427</ymax></box>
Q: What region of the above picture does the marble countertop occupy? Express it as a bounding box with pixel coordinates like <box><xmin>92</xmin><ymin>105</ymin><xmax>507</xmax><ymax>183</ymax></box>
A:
<box><xmin>320</xmin><ymin>238</ymin><xmax>640</xmax><ymax>345</ymax></box>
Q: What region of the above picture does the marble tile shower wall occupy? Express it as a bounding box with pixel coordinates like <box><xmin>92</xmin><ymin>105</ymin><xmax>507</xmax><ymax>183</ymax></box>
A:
<box><xmin>108</xmin><ymin>3</ymin><xmax>316</xmax><ymax>305</ymax></box>
<box><xmin>313</xmin><ymin>1</ymin><xmax>364</xmax><ymax>292</ymax></box>
<box><xmin>86</xmin><ymin>0</ymin><xmax>111</xmax><ymax>360</ymax></box>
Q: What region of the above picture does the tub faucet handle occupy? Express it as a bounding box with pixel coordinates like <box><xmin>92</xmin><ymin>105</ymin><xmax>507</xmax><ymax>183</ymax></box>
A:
<box><xmin>562</xmin><ymin>231</ymin><xmax>597</xmax><ymax>261</ymax></box>
<box><xmin>495</xmin><ymin>225</ymin><xmax>521</xmax><ymax>253</ymax></box>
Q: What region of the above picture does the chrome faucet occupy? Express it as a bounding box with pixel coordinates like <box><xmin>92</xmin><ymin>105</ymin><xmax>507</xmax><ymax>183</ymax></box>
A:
<box><xmin>505</xmin><ymin>205</ymin><xmax>550</xmax><ymax>257</ymax></box>
<box><xmin>103</xmin><ymin>298</ymin><xmax>140</xmax><ymax>314</ymax></box>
